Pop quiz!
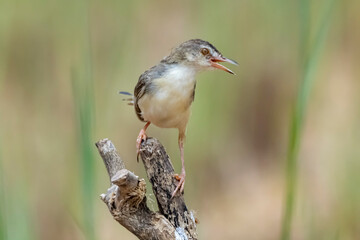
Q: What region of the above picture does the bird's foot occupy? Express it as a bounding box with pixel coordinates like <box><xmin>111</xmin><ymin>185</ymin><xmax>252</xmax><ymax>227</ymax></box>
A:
<box><xmin>136</xmin><ymin>129</ymin><xmax>147</xmax><ymax>161</ymax></box>
<box><xmin>171</xmin><ymin>172</ymin><xmax>186</xmax><ymax>199</ymax></box>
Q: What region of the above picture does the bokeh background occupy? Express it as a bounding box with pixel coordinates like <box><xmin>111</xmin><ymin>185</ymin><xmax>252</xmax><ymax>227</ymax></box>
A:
<box><xmin>0</xmin><ymin>0</ymin><xmax>359</xmax><ymax>239</ymax></box>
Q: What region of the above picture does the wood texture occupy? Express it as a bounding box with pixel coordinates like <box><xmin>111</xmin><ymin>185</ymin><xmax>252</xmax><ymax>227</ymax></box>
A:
<box><xmin>139</xmin><ymin>138</ymin><xmax>197</xmax><ymax>239</ymax></box>
<box><xmin>96</xmin><ymin>138</ymin><xmax>197</xmax><ymax>240</ymax></box>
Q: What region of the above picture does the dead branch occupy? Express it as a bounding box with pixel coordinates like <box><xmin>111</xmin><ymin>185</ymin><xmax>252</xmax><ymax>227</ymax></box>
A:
<box><xmin>95</xmin><ymin>138</ymin><xmax>197</xmax><ymax>240</ymax></box>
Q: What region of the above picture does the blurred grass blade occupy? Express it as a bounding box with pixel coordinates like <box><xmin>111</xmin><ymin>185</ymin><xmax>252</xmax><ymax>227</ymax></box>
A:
<box><xmin>72</xmin><ymin>67</ymin><xmax>96</xmax><ymax>240</ymax></box>
<box><xmin>0</xmin><ymin>151</ymin><xmax>35</xmax><ymax>240</ymax></box>
<box><xmin>280</xmin><ymin>0</ymin><xmax>337</xmax><ymax>239</ymax></box>
<box><xmin>6</xmin><ymin>189</ymin><xmax>35</xmax><ymax>240</ymax></box>
<box><xmin>71</xmin><ymin>1</ymin><xmax>97</xmax><ymax>239</ymax></box>
<box><xmin>0</xmin><ymin>145</ymin><xmax>7</xmax><ymax>240</ymax></box>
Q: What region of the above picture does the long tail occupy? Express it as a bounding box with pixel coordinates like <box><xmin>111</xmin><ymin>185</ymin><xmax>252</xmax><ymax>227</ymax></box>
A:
<box><xmin>119</xmin><ymin>91</ymin><xmax>134</xmax><ymax>106</ymax></box>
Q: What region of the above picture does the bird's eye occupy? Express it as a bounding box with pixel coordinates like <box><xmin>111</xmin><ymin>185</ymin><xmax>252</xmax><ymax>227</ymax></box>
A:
<box><xmin>201</xmin><ymin>48</ymin><xmax>210</xmax><ymax>55</ymax></box>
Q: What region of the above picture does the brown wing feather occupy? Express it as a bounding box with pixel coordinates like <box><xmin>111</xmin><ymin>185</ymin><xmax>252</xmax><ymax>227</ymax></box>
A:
<box><xmin>134</xmin><ymin>74</ymin><xmax>148</xmax><ymax>122</ymax></box>
<box><xmin>133</xmin><ymin>63</ymin><xmax>170</xmax><ymax>122</ymax></box>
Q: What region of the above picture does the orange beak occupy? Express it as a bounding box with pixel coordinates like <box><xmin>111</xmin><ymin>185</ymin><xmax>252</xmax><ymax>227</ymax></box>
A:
<box><xmin>210</xmin><ymin>56</ymin><xmax>238</xmax><ymax>74</ymax></box>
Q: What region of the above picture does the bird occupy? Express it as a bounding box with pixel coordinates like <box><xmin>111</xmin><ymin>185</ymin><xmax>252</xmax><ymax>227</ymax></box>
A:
<box><xmin>124</xmin><ymin>39</ymin><xmax>237</xmax><ymax>198</ymax></box>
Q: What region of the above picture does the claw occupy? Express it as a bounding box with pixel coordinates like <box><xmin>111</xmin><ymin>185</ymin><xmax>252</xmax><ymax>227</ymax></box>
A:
<box><xmin>136</xmin><ymin>122</ymin><xmax>151</xmax><ymax>162</ymax></box>
<box><xmin>136</xmin><ymin>129</ymin><xmax>147</xmax><ymax>162</ymax></box>
<box><xmin>171</xmin><ymin>172</ymin><xmax>186</xmax><ymax>199</ymax></box>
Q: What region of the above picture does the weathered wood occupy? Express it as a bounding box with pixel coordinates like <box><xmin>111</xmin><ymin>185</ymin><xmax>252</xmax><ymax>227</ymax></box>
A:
<box><xmin>96</xmin><ymin>139</ymin><xmax>125</xmax><ymax>180</ymax></box>
<box><xmin>96</xmin><ymin>138</ymin><xmax>197</xmax><ymax>240</ymax></box>
<box><xmin>139</xmin><ymin>138</ymin><xmax>197</xmax><ymax>239</ymax></box>
<box><xmin>96</xmin><ymin>139</ymin><xmax>175</xmax><ymax>240</ymax></box>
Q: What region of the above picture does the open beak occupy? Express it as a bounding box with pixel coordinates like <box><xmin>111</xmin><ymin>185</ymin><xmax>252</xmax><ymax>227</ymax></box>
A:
<box><xmin>210</xmin><ymin>55</ymin><xmax>238</xmax><ymax>74</ymax></box>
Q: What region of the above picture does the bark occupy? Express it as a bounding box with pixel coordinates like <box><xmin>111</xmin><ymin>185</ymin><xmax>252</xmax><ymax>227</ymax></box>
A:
<box><xmin>95</xmin><ymin>138</ymin><xmax>197</xmax><ymax>240</ymax></box>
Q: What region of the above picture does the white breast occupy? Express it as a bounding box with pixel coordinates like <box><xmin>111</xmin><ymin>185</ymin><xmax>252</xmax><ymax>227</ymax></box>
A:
<box><xmin>138</xmin><ymin>65</ymin><xmax>197</xmax><ymax>130</ymax></box>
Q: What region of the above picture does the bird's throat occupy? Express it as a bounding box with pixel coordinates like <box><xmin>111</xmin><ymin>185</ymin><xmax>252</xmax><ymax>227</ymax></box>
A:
<box><xmin>153</xmin><ymin>65</ymin><xmax>196</xmax><ymax>100</ymax></box>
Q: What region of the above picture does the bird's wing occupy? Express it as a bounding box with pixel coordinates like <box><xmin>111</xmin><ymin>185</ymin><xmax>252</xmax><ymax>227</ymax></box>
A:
<box><xmin>134</xmin><ymin>63</ymin><xmax>169</xmax><ymax>122</ymax></box>
<box><xmin>134</xmin><ymin>73</ymin><xmax>149</xmax><ymax>122</ymax></box>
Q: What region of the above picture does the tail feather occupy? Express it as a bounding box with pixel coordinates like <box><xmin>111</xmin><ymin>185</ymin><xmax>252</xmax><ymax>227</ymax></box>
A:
<box><xmin>119</xmin><ymin>91</ymin><xmax>134</xmax><ymax>106</ymax></box>
<box><xmin>122</xmin><ymin>98</ymin><xmax>134</xmax><ymax>106</ymax></box>
<box><xmin>119</xmin><ymin>91</ymin><xmax>133</xmax><ymax>96</ymax></box>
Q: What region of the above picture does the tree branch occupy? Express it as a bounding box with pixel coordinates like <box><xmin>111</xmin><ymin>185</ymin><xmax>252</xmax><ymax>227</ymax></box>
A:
<box><xmin>95</xmin><ymin>138</ymin><xmax>197</xmax><ymax>240</ymax></box>
<box><xmin>139</xmin><ymin>138</ymin><xmax>197</xmax><ymax>238</ymax></box>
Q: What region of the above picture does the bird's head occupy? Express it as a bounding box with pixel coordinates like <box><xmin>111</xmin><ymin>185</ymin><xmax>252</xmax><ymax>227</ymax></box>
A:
<box><xmin>163</xmin><ymin>39</ymin><xmax>238</xmax><ymax>74</ymax></box>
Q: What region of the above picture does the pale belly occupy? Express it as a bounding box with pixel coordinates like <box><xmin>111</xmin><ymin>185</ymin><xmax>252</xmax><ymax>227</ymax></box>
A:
<box><xmin>137</xmin><ymin>69</ymin><xmax>197</xmax><ymax>130</ymax></box>
<box><xmin>138</xmin><ymin>91</ymin><xmax>192</xmax><ymax>130</ymax></box>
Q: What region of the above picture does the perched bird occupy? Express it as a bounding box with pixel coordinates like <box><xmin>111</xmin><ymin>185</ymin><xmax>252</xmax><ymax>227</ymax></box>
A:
<box><xmin>127</xmin><ymin>39</ymin><xmax>237</xmax><ymax>198</ymax></box>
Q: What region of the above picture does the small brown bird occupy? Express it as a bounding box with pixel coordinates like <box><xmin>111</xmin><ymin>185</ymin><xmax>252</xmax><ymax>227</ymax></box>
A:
<box><xmin>124</xmin><ymin>39</ymin><xmax>237</xmax><ymax>198</ymax></box>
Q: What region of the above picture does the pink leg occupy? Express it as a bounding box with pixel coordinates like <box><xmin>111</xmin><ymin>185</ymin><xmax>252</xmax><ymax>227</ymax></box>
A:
<box><xmin>136</xmin><ymin>122</ymin><xmax>150</xmax><ymax>161</ymax></box>
<box><xmin>171</xmin><ymin>134</ymin><xmax>186</xmax><ymax>198</ymax></box>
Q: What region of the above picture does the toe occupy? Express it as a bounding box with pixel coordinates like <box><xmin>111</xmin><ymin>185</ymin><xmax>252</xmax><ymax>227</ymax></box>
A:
<box><xmin>171</xmin><ymin>175</ymin><xmax>185</xmax><ymax>199</ymax></box>
<box><xmin>180</xmin><ymin>180</ymin><xmax>185</xmax><ymax>193</ymax></box>
<box><xmin>174</xmin><ymin>174</ymin><xmax>182</xmax><ymax>181</ymax></box>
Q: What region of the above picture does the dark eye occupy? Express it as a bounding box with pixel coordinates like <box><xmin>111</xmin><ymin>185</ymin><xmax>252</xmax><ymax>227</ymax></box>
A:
<box><xmin>201</xmin><ymin>48</ymin><xmax>210</xmax><ymax>55</ymax></box>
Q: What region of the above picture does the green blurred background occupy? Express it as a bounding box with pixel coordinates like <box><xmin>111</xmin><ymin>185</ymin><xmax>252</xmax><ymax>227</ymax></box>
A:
<box><xmin>0</xmin><ymin>0</ymin><xmax>359</xmax><ymax>239</ymax></box>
